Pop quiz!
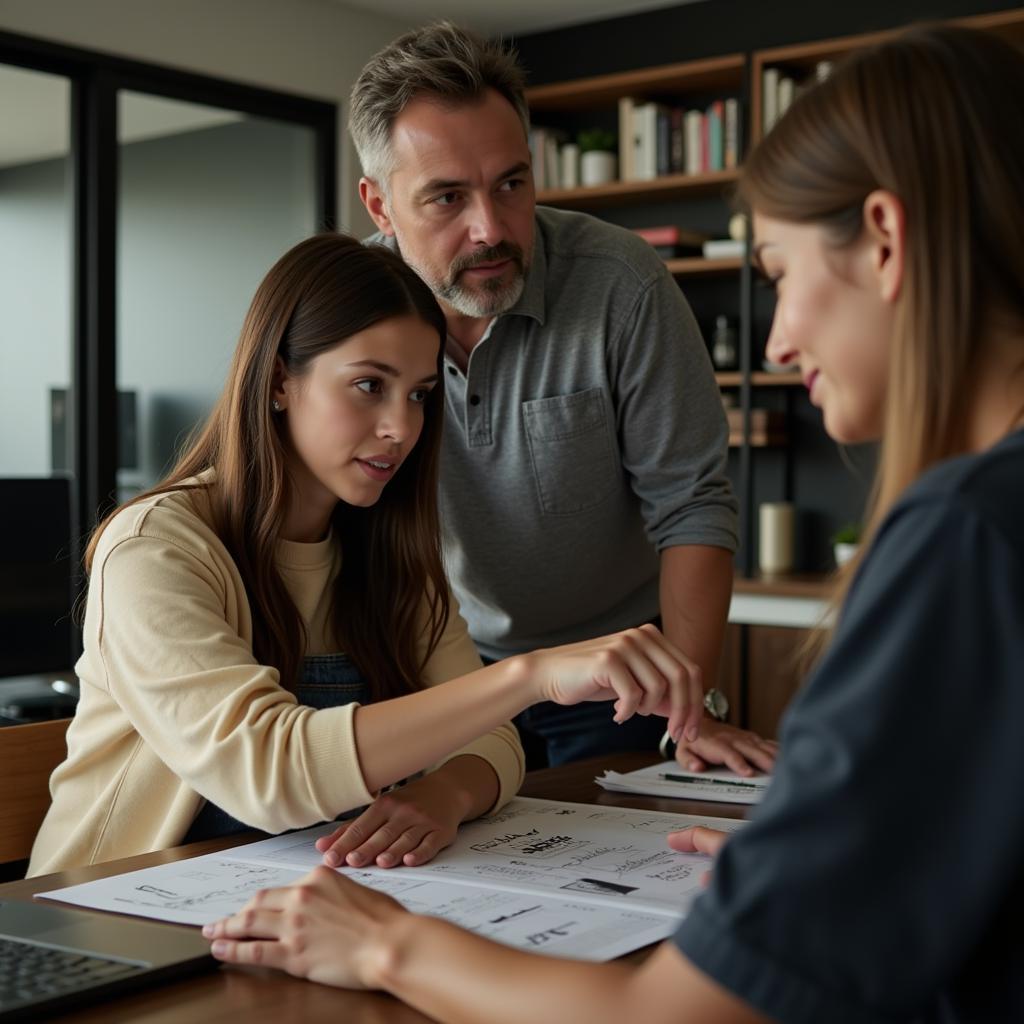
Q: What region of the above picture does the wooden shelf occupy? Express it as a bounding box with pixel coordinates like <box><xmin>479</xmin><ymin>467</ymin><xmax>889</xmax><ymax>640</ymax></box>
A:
<box><xmin>665</xmin><ymin>256</ymin><xmax>742</xmax><ymax>277</ymax></box>
<box><xmin>751</xmin><ymin>9</ymin><xmax>1024</xmax><ymax>141</ymax></box>
<box><xmin>536</xmin><ymin>169</ymin><xmax>740</xmax><ymax>209</ymax></box>
<box><xmin>733</xmin><ymin>572</ymin><xmax>833</xmax><ymax>598</ymax></box>
<box><xmin>728</xmin><ymin>432</ymin><xmax>787</xmax><ymax>448</ymax></box>
<box><xmin>526</xmin><ymin>53</ymin><xmax>745</xmax><ymax>111</ymax></box>
<box><xmin>751</xmin><ymin>371</ymin><xmax>802</xmax><ymax>386</ymax></box>
<box><xmin>715</xmin><ymin>371</ymin><xmax>803</xmax><ymax>387</ymax></box>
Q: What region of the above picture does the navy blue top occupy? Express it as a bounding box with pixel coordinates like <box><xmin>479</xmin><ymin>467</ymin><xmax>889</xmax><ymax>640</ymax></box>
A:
<box><xmin>673</xmin><ymin>429</ymin><xmax>1024</xmax><ymax>1023</ymax></box>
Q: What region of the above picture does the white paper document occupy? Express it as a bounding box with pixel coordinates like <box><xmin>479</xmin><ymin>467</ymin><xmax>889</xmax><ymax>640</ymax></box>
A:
<box><xmin>596</xmin><ymin>760</ymin><xmax>770</xmax><ymax>804</ymax></box>
<box><xmin>39</xmin><ymin>797</ymin><xmax>743</xmax><ymax>961</ymax></box>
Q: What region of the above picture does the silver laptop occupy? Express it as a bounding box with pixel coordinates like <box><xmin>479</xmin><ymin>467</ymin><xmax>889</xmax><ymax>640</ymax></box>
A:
<box><xmin>0</xmin><ymin>898</ymin><xmax>216</xmax><ymax>1020</ymax></box>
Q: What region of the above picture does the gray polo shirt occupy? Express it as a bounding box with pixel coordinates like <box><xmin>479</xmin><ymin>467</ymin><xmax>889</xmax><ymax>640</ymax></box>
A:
<box><xmin>372</xmin><ymin>206</ymin><xmax>736</xmax><ymax>659</ymax></box>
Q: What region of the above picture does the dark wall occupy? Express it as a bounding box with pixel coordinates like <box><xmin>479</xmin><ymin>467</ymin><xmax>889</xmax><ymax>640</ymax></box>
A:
<box><xmin>512</xmin><ymin>0</ymin><xmax>1020</xmax><ymax>84</ymax></box>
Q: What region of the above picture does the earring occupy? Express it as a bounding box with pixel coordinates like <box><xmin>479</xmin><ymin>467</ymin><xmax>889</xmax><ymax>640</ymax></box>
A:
<box><xmin>272</xmin><ymin>399</ymin><xmax>282</xmax><ymax>412</ymax></box>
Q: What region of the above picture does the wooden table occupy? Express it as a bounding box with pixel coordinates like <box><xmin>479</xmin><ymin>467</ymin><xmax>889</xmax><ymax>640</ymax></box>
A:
<box><xmin>4</xmin><ymin>753</ymin><xmax>748</xmax><ymax>1022</ymax></box>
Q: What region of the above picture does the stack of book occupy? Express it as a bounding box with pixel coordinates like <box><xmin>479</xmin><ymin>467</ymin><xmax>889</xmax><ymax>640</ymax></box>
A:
<box><xmin>528</xmin><ymin>126</ymin><xmax>567</xmax><ymax>190</ymax></box>
<box><xmin>702</xmin><ymin>238</ymin><xmax>745</xmax><ymax>260</ymax></box>
<box><xmin>618</xmin><ymin>96</ymin><xmax>741</xmax><ymax>182</ymax></box>
<box><xmin>725</xmin><ymin>408</ymin><xmax>787</xmax><ymax>446</ymax></box>
<box><xmin>631</xmin><ymin>225</ymin><xmax>708</xmax><ymax>259</ymax></box>
<box><xmin>761</xmin><ymin>60</ymin><xmax>833</xmax><ymax>135</ymax></box>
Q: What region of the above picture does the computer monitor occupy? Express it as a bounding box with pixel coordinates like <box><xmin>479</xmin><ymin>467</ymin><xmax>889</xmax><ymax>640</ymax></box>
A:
<box><xmin>0</xmin><ymin>477</ymin><xmax>76</xmax><ymax>679</ymax></box>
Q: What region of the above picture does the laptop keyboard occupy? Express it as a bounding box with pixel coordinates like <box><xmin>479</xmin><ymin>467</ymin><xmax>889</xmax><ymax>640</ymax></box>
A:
<box><xmin>0</xmin><ymin>936</ymin><xmax>145</xmax><ymax>1011</ymax></box>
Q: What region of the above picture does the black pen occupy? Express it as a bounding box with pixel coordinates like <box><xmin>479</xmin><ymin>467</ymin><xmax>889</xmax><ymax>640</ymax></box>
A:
<box><xmin>658</xmin><ymin>772</ymin><xmax>764</xmax><ymax>790</ymax></box>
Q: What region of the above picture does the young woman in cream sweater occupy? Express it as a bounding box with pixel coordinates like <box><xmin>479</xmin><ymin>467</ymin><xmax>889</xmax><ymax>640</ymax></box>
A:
<box><xmin>30</xmin><ymin>235</ymin><xmax>701</xmax><ymax>876</ymax></box>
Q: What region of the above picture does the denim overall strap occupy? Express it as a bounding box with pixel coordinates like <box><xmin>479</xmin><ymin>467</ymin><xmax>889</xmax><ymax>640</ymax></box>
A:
<box><xmin>182</xmin><ymin>655</ymin><xmax>370</xmax><ymax>843</ymax></box>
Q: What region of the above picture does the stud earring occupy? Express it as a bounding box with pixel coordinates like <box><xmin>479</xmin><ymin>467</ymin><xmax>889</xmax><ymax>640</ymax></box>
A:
<box><xmin>272</xmin><ymin>399</ymin><xmax>282</xmax><ymax>412</ymax></box>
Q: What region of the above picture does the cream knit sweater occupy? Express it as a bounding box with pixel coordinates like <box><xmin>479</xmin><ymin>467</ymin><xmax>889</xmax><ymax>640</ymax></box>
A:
<box><xmin>29</xmin><ymin>485</ymin><xmax>523</xmax><ymax>875</ymax></box>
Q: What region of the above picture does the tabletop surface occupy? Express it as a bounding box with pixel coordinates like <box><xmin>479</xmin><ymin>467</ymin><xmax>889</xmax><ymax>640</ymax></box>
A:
<box><xmin>3</xmin><ymin>753</ymin><xmax>748</xmax><ymax>1023</ymax></box>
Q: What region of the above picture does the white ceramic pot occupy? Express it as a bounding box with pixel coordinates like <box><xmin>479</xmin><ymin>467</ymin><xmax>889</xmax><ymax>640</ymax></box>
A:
<box><xmin>833</xmin><ymin>542</ymin><xmax>858</xmax><ymax>567</ymax></box>
<box><xmin>580</xmin><ymin>150</ymin><xmax>617</xmax><ymax>187</ymax></box>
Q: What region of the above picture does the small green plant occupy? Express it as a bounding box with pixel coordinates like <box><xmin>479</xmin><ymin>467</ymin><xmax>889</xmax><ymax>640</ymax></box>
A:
<box><xmin>831</xmin><ymin>522</ymin><xmax>861</xmax><ymax>545</ymax></box>
<box><xmin>576</xmin><ymin>127</ymin><xmax>616</xmax><ymax>153</ymax></box>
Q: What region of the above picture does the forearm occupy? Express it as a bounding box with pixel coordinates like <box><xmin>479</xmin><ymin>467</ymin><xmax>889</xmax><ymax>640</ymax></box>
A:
<box><xmin>425</xmin><ymin>755</ymin><xmax>500</xmax><ymax>822</ymax></box>
<box><xmin>374</xmin><ymin>915</ymin><xmax>637</xmax><ymax>1024</ymax></box>
<box><xmin>659</xmin><ymin>545</ymin><xmax>733</xmax><ymax>685</ymax></box>
<box><xmin>354</xmin><ymin>659</ymin><xmax>533</xmax><ymax>793</ymax></box>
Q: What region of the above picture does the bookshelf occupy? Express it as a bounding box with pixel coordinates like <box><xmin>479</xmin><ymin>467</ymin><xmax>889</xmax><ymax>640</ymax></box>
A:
<box><xmin>716</xmin><ymin>371</ymin><xmax>803</xmax><ymax>387</ymax></box>
<box><xmin>518</xmin><ymin>2</ymin><xmax>1024</xmax><ymax>737</ymax></box>
<box><xmin>669</xmin><ymin>255</ymin><xmax>743</xmax><ymax>278</ymax></box>
<box><xmin>526</xmin><ymin>53</ymin><xmax>745</xmax><ymax>113</ymax></box>
<box><xmin>523</xmin><ymin>5</ymin><xmax>1024</xmax><ymax>581</ymax></box>
<box><xmin>524</xmin><ymin>49</ymin><xmax>798</xmax><ymax>582</ymax></box>
<box><xmin>752</xmin><ymin>7</ymin><xmax>1024</xmax><ymax>141</ymax></box>
<box><xmin>536</xmin><ymin>168</ymin><xmax>739</xmax><ymax>208</ymax></box>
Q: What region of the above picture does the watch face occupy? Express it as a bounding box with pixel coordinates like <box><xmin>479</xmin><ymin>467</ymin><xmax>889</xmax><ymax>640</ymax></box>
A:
<box><xmin>704</xmin><ymin>688</ymin><xmax>729</xmax><ymax>721</ymax></box>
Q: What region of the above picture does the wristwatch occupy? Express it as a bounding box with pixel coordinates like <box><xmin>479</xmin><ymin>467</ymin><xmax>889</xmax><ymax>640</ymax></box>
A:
<box><xmin>703</xmin><ymin>688</ymin><xmax>729</xmax><ymax>722</ymax></box>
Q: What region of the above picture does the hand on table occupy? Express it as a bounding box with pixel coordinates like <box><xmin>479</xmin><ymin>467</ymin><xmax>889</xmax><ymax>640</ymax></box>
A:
<box><xmin>315</xmin><ymin>770</ymin><xmax>470</xmax><ymax>870</ymax></box>
<box><xmin>205</xmin><ymin>866</ymin><xmax>402</xmax><ymax>989</ymax></box>
<box><xmin>674</xmin><ymin>720</ymin><xmax>778</xmax><ymax>776</ymax></box>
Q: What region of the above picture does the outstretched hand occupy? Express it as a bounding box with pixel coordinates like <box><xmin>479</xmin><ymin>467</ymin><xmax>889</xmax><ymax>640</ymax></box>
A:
<box><xmin>522</xmin><ymin>623</ymin><xmax>704</xmax><ymax>745</ymax></box>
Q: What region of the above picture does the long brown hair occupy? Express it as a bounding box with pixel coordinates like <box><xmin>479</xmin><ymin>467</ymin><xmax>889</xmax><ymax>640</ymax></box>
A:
<box><xmin>739</xmin><ymin>24</ymin><xmax>1024</xmax><ymax>656</ymax></box>
<box><xmin>86</xmin><ymin>234</ymin><xmax>451</xmax><ymax>700</ymax></box>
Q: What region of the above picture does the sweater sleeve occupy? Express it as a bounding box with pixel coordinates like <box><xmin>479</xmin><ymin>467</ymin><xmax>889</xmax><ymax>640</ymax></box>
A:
<box><xmin>94</xmin><ymin>528</ymin><xmax>374</xmax><ymax>833</ymax></box>
<box><xmin>418</xmin><ymin>593</ymin><xmax>525</xmax><ymax>813</ymax></box>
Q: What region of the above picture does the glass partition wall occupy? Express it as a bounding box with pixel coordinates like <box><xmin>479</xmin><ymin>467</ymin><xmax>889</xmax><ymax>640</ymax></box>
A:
<box><xmin>0</xmin><ymin>30</ymin><xmax>336</xmax><ymax>688</ymax></box>
<box><xmin>116</xmin><ymin>93</ymin><xmax>318</xmax><ymax>497</ymax></box>
<box><xmin>0</xmin><ymin>65</ymin><xmax>76</xmax><ymax>686</ymax></box>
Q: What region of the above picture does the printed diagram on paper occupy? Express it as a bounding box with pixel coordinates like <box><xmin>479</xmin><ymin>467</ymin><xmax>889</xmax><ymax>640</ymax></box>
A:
<box><xmin>37</xmin><ymin>799</ymin><xmax>745</xmax><ymax>961</ymax></box>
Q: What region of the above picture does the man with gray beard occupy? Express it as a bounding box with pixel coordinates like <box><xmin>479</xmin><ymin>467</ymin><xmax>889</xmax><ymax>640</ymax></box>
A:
<box><xmin>352</xmin><ymin>23</ymin><xmax>777</xmax><ymax>774</ymax></box>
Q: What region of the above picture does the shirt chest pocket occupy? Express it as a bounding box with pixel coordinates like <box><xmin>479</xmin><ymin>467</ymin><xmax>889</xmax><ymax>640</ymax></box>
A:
<box><xmin>522</xmin><ymin>387</ymin><xmax>619</xmax><ymax>516</ymax></box>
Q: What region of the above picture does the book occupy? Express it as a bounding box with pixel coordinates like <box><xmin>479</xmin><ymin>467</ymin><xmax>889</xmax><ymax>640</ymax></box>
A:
<box><xmin>544</xmin><ymin>133</ymin><xmax>560</xmax><ymax>192</ymax></box>
<box><xmin>762</xmin><ymin>66</ymin><xmax>780</xmax><ymax>134</ymax></box>
<box><xmin>656</xmin><ymin>107</ymin><xmax>671</xmax><ymax>177</ymax></box>
<box><xmin>670</xmin><ymin>107</ymin><xmax>685</xmax><ymax>173</ymax></box>
<box><xmin>39</xmin><ymin>798</ymin><xmax>745</xmax><ymax>962</ymax></box>
<box><xmin>725</xmin><ymin>408</ymin><xmax>786</xmax><ymax>432</ymax></box>
<box><xmin>778</xmin><ymin>76</ymin><xmax>796</xmax><ymax>120</ymax></box>
<box><xmin>632</xmin><ymin>225</ymin><xmax>709</xmax><ymax>249</ymax></box>
<box><xmin>528</xmin><ymin>126</ymin><xmax>566</xmax><ymax>190</ymax></box>
<box><xmin>633</xmin><ymin>101</ymin><xmax>660</xmax><ymax>180</ymax></box>
<box><xmin>726</xmin><ymin>408</ymin><xmax>787</xmax><ymax>446</ymax></box>
<box><xmin>724</xmin><ymin>97</ymin><xmax>741</xmax><ymax>169</ymax></box>
<box><xmin>684</xmin><ymin>109</ymin><xmax>703</xmax><ymax>175</ymax></box>
<box><xmin>618</xmin><ymin>95</ymin><xmax>636</xmax><ymax>181</ymax></box>
<box><xmin>702</xmin><ymin>238</ymin><xmax>745</xmax><ymax>259</ymax></box>
<box><xmin>706</xmin><ymin>99</ymin><xmax>724</xmax><ymax>172</ymax></box>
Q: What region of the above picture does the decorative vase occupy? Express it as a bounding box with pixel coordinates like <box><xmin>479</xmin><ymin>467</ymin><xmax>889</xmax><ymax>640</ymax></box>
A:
<box><xmin>759</xmin><ymin>502</ymin><xmax>795</xmax><ymax>575</ymax></box>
